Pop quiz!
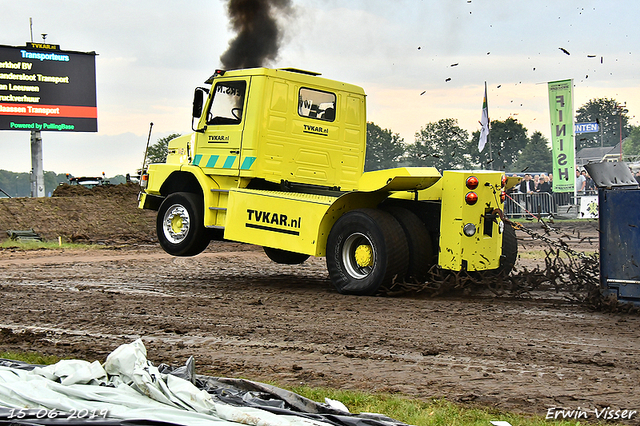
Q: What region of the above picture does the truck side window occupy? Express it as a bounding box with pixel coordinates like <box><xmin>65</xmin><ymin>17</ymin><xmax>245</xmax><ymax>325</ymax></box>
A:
<box><xmin>298</xmin><ymin>88</ymin><xmax>336</xmax><ymax>122</ymax></box>
<box><xmin>207</xmin><ymin>81</ymin><xmax>246</xmax><ymax>125</ymax></box>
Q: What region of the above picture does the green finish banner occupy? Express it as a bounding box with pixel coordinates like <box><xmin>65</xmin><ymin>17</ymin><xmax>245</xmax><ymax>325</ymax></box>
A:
<box><xmin>548</xmin><ymin>79</ymin><xmax>574</xmax><ymax>192</ymax></box>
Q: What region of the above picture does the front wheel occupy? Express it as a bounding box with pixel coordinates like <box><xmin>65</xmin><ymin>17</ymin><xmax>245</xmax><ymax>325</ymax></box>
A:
<box><xmin>326</xmin><ymin>209</ymin><xmax>409</xmax><ymax>295</ymax></box>
<box><xmin>156</xmin><ymin>192</ymin><xmax>210</xmax><ymax>256</ymax></box>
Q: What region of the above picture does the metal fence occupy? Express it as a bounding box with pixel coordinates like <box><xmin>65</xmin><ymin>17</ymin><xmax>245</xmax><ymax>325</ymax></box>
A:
<box><xmin>504</xmin><ymin>192</ymin><xmax>575</xmax><ymax>218</ymax></box>
<box><xmin>505</xmin><ymin>191</ymin><xmax>602</xmax><ymax>219</ymax></box>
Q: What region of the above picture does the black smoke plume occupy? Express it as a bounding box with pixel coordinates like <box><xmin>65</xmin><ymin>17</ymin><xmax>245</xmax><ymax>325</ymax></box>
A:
<box><xmin>220</xmin><ymin>0</ymin><xmax>292</xmax><ymax>69</ymax></box>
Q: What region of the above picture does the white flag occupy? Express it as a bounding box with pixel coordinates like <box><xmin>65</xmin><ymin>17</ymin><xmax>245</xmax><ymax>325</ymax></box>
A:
<box><xmin>479</xmin><ymin>82</ymin><xmax>489</xmax><ymax>152</ymax></box>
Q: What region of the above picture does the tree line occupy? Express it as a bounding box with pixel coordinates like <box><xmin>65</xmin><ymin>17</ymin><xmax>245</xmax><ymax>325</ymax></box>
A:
<box><xmin>0</xmin><ymin>171</ymin><xmax>130</xmax><ymax>198</ymax></box>
<box><xmin>366</xmin><ymin>118</ymin><xmax>551</xmax><ymax>173</ymax></box>
<box><xmin>0</xmin><ymin>132</ymin><xmax>177</xmax><ymax>198</ymax></box>
<box><xmin>2</xmin><ymin>98</ymin><xmax>635</xmax><ymax>197</ymax></box>
<box><xmin>367</xmin><ymin>97</ymin><xmax>637</xmax><ymax>173</ymax></box>
<box><xmin>0</xmin><ymin>171</ymin><xmax>69</xmax><ymax>198</ymax></box>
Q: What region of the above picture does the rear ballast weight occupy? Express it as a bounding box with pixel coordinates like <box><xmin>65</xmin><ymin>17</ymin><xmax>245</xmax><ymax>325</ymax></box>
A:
<box><xmin>139</xmin><ymin>67</ymin><xmax>516</xmax><ymax>295</ymax></box>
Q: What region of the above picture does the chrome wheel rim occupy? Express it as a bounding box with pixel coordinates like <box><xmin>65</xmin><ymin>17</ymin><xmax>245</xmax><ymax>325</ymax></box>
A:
<box><xmin>342</xmin><ymin>233</ymin><xmax>375</xmax><ymax>279</ymax></box>
<box><xmin>162</xmin><ymin>204</ymin><xmax>190</xmax><ymax>244</ymax></box>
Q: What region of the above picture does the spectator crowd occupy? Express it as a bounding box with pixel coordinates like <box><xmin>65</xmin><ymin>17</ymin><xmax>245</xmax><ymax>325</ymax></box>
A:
<box><xmin>505</xmin><ymin>166</ymin><xmax>640</xmax><ymax>218</ymax></box>
<box><xmin>515</xmin><ymin>173</ymin><xmax>553</xmax><ymax>194</ymax></box>
<box><xmin>509</xmin><ymin>169</ymin><xmax>599</xmax><ymax>195</ymax></box>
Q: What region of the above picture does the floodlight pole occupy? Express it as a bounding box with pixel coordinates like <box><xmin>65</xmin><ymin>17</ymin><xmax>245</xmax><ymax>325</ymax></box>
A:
<box><xmin>30</xmin><ymin>130</ymin><xmax>45</xmax><ymax>197</ymax></box>
<box><xmin>27</xmin><ymin>18</ymin><xmax>45</xmax><ymax>197</ymax></box>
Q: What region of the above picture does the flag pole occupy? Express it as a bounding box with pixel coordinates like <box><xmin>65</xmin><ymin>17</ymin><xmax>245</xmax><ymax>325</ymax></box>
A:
<box><xmin>486</xmin><ymin>81</ymin><xmax>493</xmax><ymax>169</ymax></box>
<box><xmin>479</xmin><ymin>81</ymin><xmax>491</xmax><ymax>169</ymax></box>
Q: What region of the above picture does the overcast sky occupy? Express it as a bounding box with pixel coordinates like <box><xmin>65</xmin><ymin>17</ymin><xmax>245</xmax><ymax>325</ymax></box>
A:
<box><xmin>1</xmin><ymin>0</ymin><xmax>638</xmax><ymax>176</ymax></box>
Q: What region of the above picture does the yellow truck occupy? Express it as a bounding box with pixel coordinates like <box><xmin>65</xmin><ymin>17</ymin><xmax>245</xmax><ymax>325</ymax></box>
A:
<box><xmin>139</xmin><ymin>67</ymin><xmax>516</xmax><ymax>295</ymax></box>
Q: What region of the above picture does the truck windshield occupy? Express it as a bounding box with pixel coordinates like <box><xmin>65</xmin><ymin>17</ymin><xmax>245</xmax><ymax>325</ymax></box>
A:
<box><xmin>207</xmin><ymin>81</ymin><xmax>246</xmax><ymax>125</ymax></box>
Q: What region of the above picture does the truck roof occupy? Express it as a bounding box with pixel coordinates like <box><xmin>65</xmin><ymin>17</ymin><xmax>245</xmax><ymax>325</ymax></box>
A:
<box><xmin>205</xmin><ymin>67</ymin><xmax>366</xmax><ymax>96</ymax></box>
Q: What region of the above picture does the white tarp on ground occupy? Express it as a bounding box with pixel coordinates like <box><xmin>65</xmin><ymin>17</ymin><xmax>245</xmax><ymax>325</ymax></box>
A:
<box><xmin>0</xmin><ymin>339</ymin><xmax>349</xmax><ymax>426</ymax></box>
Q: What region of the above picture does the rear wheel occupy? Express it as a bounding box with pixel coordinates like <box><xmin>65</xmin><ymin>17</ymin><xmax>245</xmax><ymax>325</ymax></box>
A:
<box><xmin>326</xmin><ymin>208</ymin><xmax>409</xmax><ymax>295</ymax></box>
<box><xmin>157</xmin><ymin>192</ymin><xmax>210</xmax><ymax>256</ymax></box>
<box><xmin>263</xmin><ymin>247</ymin><xmax>310</xmax><ymax>264</ymax></box>
<box><xmin>497</xmin><ymin>222</ymin><xmax>518</xmax><ymax>274</ymax></box>
<box><xmin>384</xmin><ymin>207</ymin><xmax>434</xmax><ymax>281</ymax></box>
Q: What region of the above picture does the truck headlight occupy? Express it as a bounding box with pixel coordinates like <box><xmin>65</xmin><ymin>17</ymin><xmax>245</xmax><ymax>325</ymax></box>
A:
<box><xmin>463</xmin><ymin>223</ymin><xmax>476</xmax><ymax>237</ymax></box>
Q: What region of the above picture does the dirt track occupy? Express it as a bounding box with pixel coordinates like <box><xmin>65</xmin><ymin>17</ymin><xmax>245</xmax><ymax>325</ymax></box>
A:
<box><xmin>1</xmin><ymin>238</ymin><xmax>639</xmax><ymax>422</ymax></box>
<box><xmin>1</xmin><ymin>186</ymin><xmax>639</xmax><ymax>422</ymax></box>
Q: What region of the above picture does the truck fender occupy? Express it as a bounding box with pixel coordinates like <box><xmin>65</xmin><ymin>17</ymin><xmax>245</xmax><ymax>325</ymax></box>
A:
<box><xmin>315</xmin><ymin>167</ymin><xmax>442</xmax><ymax>257</ymax></box>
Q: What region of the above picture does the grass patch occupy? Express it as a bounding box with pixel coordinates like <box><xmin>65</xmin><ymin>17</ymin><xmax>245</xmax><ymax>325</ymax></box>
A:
<box><xmin>0</xmin><ymin>239</ymin><xmax>101</xmax><ymax>250</ymax></box>
<box><xmin>0</xmin><ymin>350</ymin><xmax>61</xmax><ymax>365</ymax></box>
<box><xmin>288</xmin><ymin>386</ymin><xmax>586</xmax><ymax>426</ymax></box>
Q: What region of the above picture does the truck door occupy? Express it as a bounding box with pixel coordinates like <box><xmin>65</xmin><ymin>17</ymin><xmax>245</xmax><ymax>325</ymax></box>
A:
<box><xmin>193</xmin><ymin>78</ymin><xmax>250</xmax><ymax>174</ymax></box>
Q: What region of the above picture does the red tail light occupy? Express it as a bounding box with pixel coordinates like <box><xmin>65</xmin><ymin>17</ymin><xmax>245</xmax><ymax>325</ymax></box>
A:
<box><xmin>501</xmin><ymin>175</ymin><xmax>507</xmax><ymax>188</ymax></box>
<box><xmin>466</xmin><ymin>176</ymin><xmax>479</xmax><ymax>190</ymax></box>
<box><xmin>465</xmin><ymin>192</ymin><xmax>478</xmax><ymax>205</ymax></box>
<box><xmin>500</xmin><ymin>191</ymin><xmax>506</xmax><ymax>203</ymax></box>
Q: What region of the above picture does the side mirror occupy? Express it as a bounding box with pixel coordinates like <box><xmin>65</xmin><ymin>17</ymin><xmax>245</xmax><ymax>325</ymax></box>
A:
<box><xmin>192</xmin><ymin>87</ymin><xmax>207</xmax><ymax>119</ymax></box>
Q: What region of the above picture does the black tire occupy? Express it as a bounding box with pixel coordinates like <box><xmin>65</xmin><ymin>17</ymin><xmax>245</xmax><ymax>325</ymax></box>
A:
<box><xmin>156</xmin><ymin>192</ymin><xmax>210</xmax><ymax>256</ymax></box>
<box><xmin>383</xmin><ymin>207</ymin><xmax>434</xmax><ymax>281</ymax></box>
<box><xmin>498</xmin><ymin>222</ymin><xmax>518</xmax><ymax>274</ymax></box>
<box><xmin>263</xmin><ymin>247</ymin><xmax>310</xmax><ymax>264</ymax></box>
<box><xmin>326</xmin><ymin>208</ymin><xmax>409</xmax><ymax>295</ymax></box>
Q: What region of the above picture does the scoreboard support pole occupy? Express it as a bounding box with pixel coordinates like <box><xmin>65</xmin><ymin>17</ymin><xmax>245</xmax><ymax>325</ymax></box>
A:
<box><xmin>30</xmin><ymin>130</ymin><xmax>45</xmax><ymax>197</ymax></box>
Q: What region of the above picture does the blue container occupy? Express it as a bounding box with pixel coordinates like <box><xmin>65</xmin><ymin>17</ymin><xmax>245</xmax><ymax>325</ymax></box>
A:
<box><xmin>586</xmin><ymin>162</ymin><xmax>640</xmax><ymax>305</ymax></box>
<box><xmin>599</xmin><ymin>188</ymin><xmax>640</xmax><ymax>303</ymax></box>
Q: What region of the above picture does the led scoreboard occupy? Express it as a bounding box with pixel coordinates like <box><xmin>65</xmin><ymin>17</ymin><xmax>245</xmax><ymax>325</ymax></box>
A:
<box><xmin>0</xmin><ymin>43</ymin><xmax>97</xmax><ymax>132</ymax></box>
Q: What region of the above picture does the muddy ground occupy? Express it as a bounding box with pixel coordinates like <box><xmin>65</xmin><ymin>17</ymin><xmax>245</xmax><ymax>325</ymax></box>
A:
<box><xmin>0</xmin><ymin>185</ymin><xmax>638</xmax><ymax>422</ymax></box>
